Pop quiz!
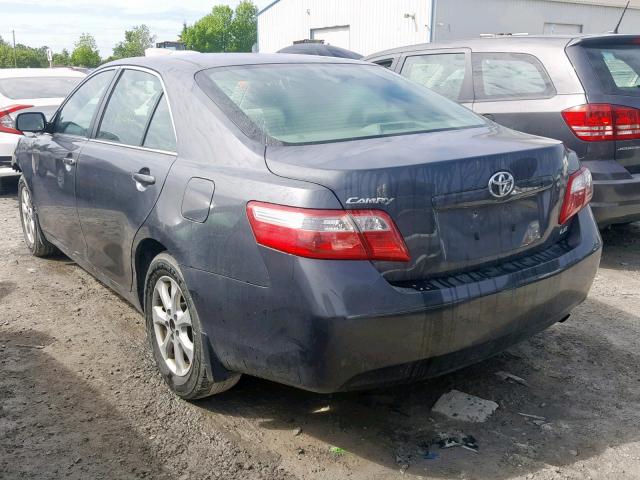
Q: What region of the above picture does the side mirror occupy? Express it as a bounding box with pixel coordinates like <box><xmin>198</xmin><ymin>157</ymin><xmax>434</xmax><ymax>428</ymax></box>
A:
<box><xmin>15</xmin><ymin>112</ymin><xmax>46</xmax><ymax>133</ymax></box>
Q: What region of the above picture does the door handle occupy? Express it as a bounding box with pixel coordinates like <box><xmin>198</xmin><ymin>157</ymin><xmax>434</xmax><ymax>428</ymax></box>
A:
<box><xmin>132</xmin><ymin>171</ymin><xmax>156</xmax><ymax>186</ymax></box>
<box><xmin>62</xmin><ymin>157</ymin><xmax>76</xmax><ymax>166</ymax></box>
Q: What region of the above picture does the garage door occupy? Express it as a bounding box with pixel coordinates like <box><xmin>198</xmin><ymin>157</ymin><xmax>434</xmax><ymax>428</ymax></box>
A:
<box><xmin>311</xmin><ymin>25</ymin><xmax>350</xmax><ymax>49</ymax></box>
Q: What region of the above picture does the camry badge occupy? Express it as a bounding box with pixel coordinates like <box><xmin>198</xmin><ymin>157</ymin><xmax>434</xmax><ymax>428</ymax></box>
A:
<box><xmin>488</xmin><ymin>171</ymin><xmax>515</xmax><ymax>198</ymax></box>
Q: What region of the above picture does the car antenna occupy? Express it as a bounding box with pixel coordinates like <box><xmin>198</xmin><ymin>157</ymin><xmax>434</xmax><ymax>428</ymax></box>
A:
<box><xmin>611</xmin><ymin>0</ymin><xmax>631</xmax><ymax>34</ymax></box>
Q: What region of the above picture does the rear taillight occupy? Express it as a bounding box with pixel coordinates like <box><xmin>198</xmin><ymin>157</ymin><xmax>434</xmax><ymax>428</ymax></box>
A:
<box><xmin>0</xmin><ymin>104</ymin><xmax>33</xmax><ymax>135</ymax></box>
<box><xmin>246</xmin><ymin>201</ymin><xmax>410</xmax><ymax>262</ymax></box>
<box><xmin>561</xmin><ymin>103</ymin><xmax>640</xmax><ymax>141</ymax></box>
<box><xmin>559</xmin><ymin>167</ymin><xmax>593</xmax><ymax>225</ymax></box>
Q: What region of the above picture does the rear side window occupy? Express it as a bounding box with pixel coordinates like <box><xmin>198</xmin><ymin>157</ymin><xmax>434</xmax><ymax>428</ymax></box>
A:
<box><xmin>143</xmin><ymin>94</ymin><xmax>176</xmax><ymax>152</ymax></box>
<box><xmin>97</xmin><ymin>69</ymin><xmax>163</xmax><ymax>146</ymax></box>
<box><xmin>401</xmin><ymin>53</ymin><xmax>466</xmax><ymax>101</ymax></box>
<box><xmin>473</xmin><ymin>52</ymin><xmax>555</xmax><ymax>101</ymax></box>
<box><xmin>583</xmin><ymin>46</ymin><xmax>640</xmax><ymax>96</ymax></box>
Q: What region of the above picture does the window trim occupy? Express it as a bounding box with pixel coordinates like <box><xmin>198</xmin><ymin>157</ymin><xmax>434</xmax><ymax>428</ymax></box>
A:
<box><xmin>472</xmin><ymin>51</ymin><xmax>557</xmax><ymax>102</ymax></box>
<box><xmin>398</xmin><ymin>49</ymin><xmax>474</xmax><ymax>103</ymax></box>
<box><xmin>88</xmin><ymin>65</ymin><xmax>178</xmax><ymax>155</ymax></box>
<box><xmin>50</xmin><ymin>67</ymin><xmax>119</xmax><ymax>140</ymax></box>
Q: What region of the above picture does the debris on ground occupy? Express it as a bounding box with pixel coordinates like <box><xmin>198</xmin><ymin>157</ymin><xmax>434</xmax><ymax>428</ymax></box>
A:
<box><xmin>495</xmin><ymin>370</ymin><xmax>530</xmax><ymax>387</ymax></box>
<box><xmin>432</xmin><ymin>390</ymin><xmax>499</xmax><ymax>422</ymax></box>
<box><xmin>292</xmin><ymin>427</ymin><xmax>302</xmax><ymax>436</ymax></box>
<box><xmin>517</xmin><ymin>412</ymin><xmax>546</xmax><ymax>421</ymax></box>
<box><xmin>329</xmin><ymin>446</ymin><xmax>346</xmax><ymax>456</ymax></box>
<box><xmin>435</xmin><ymin>434</ymin><xmax>479</xmax><ymax>453</ymax></box>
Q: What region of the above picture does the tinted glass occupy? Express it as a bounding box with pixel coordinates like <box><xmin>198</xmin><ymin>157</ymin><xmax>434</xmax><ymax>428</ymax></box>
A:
<box><xmin>97</xmin><ymin>69</ymin><xmax>163</xmax><ymax>146</ymax></box>
<box><xmin>55</xmin><ymin>70</ymin><xmax>114</xmax><ymax>136</ymax></box>
<box><xmin>473</xmin><ymin>53</ymin><xmax>555</xmax><ymax>100</ymax></box>
<box><xmin>584</xmin><ymin>45</ymin><xmax>640</xmax><ymax>96</ymax></box>
<box><xmin>0</xmin><ymin>76</ymin><xmax>82</xmax><ymax>100</ymax></box>
<box><xmin>143</xmin><ymin>94</ymin><xmax>176</xmax><ymax>151</ymax></box>
<box><xmin>197</xmin><ymin>63</ymin><xmax>485</xmax><ymax>145</ymax></box>
<box><xmin>401</xmin><ymin>53</ymin><xmax>466</xmax><ymax>100</ymax></box>
<box><xmin>374</xmin><ymin>59</ymin><xmax>393</xmax><ymax>68</ymax></box>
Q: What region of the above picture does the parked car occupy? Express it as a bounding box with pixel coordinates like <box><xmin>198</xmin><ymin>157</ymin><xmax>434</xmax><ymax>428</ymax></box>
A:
<box><xmin>277</xmin><ymin>42</ymin><xmax>363</xmax><ymax>59</ymax></box>
<box><xmin>15</xmin><ymin>54</ymin><xmax>601</xmax><ymax>398</ymax></box>
<box><xmin>0</xmin><ymin>68</ymin><xmax>85</xmax><ymax>181</ymax></box>
<box><xmin>366</xmin><ymin>34</ymin><xmax>640</xmax><ymax>227</ymax></box>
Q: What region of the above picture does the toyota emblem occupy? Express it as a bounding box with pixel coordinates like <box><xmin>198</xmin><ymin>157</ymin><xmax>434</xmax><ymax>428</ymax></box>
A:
<box><xmin>488</xmin><ymin>171</ymin><xmax>515</xmax><ymax>198</ymax></box>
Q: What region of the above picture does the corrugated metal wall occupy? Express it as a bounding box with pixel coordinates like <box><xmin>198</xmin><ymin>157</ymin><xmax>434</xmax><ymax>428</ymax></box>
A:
<box><xmin>257</xmin><ymin>0</ymin><xmax>433</xmax><ymax>55</ymax></box>
<box><xmin>433</xmin><ymin>0</ymin><xmax>640</xmax><ymax>41</ymax></box>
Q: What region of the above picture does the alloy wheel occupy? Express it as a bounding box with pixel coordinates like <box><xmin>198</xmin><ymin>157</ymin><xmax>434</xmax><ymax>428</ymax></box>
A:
<box><xmin>151</xmin><ymin>276</ymin><xmax>194</xmax><ymax>377</ymax></box>
<box><xmin>21</xmin><ymin>187</ymin><xmax>36</xmax><ymax>247</ymax></box>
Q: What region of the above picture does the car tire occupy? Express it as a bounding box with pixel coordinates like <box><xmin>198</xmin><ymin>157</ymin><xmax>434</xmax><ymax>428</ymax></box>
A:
<box><xmin>18</xmin><ymin>176</ymin><xmax>58</xmax><ymax>258</ymax></box>
<box><xmin>144</xmin><ymin>252</ymin><xmax>240</xmax><ymax>399</ymax></box>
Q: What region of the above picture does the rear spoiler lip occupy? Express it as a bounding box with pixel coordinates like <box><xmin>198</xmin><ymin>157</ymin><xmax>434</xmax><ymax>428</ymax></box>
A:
<box><xmin>568</xmin><ymin>34</ymin><xmax>640</xmax><ymax>48</ymax></box>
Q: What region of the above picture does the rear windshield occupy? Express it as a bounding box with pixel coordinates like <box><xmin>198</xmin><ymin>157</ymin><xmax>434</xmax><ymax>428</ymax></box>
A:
<box><xmin>584</xmin><ymin>45</ymin><xmax>640</xmax><ymax>96</ymax></box>
<box><xmin>0</xmin><ymin>76</ymin><xmax>82</xmax><ymax>100</ymax></box>
<box><xmin>196</xmin><ymin>63</ymin><xmax>485</xmax><ymax>145</ymax></box>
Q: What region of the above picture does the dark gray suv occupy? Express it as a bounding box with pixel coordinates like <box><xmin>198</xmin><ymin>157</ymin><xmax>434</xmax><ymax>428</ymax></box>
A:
<box><xmin>367</xmin><ymin>34</ymin><xmax>640</xmax><ymax>227</ymax></box>
<box><xmin>14</xmin><ymin>54</ymin><xmax>600</xmax><ymax>398</ymax></box>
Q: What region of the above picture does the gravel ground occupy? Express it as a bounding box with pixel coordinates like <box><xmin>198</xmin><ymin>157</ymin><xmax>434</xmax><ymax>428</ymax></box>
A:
<box><xmin>1</xmin><ymin>176</ymin><xmax>640</xmax><ymax>480</ymax></box>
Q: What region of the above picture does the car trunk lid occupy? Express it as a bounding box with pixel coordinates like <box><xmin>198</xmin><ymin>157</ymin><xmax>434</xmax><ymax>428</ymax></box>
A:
<box><xmin>265</xmin><ymin>125</ymin><xmax>568</xmax><ymax>282</ymax></box>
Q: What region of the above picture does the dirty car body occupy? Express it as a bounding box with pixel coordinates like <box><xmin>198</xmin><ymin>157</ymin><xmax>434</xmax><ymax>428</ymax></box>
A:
<box><xmin>15</xmin><ymin>54</ymin><xmax>601</xmax><ymax>393</ymax></box>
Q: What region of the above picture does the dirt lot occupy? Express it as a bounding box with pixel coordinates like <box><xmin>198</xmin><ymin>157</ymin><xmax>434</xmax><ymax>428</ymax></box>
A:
<box><xmin>1</xmin><ymin>177</ymin><xmax>640</xmax><ymax>480</ymax></box>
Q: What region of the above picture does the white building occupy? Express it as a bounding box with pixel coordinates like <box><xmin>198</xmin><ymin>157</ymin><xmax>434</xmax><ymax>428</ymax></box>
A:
<box><xmin>257</xmin><ymin>0</ymin><xmax>640</xmax><ymax>56</ymax></box>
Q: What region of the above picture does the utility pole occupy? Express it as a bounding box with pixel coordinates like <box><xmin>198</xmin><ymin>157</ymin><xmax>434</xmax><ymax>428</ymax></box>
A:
<box><xmin>12</xmin><ymin>30</ymin><xmax>17</xmax><ymax>68</ymax></box>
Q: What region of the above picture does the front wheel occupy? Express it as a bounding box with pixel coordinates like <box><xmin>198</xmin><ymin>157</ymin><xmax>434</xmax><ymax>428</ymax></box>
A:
<box><xmin>144</xmin><ymin>252</ymin><xmax>240</xmax><ymax>399</ymax></box>
<box><xmin>18</xmin><ymin>177</ymin><xmax>58</xmax><ymax>257</ymax></box>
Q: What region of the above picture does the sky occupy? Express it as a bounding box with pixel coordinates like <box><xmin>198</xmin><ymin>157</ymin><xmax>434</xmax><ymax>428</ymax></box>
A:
<box><xmin>0</xmin><ymin>0</ymin><xmax>272</xmax><ymax>56</ymax></box>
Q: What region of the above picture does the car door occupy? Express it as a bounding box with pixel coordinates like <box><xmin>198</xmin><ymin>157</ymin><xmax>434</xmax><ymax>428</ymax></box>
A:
<box><xmin>75</xmin><ymin>67</ymin><xmax>177</xmax><ymax>290</ymax></box>
<box><xmin>397</xmin><ymin>49</ymin><xmax>474</xmax><ymax>108</ymax></box>
<box><xmin>29</xmin><ymin>69</ymin><xmax>116</xmax><ymax>257</ymax></box>
<box><xmin>470</xmin><ymin>52</ymin><xmax>557</xmax><ymax>129</ymax></box>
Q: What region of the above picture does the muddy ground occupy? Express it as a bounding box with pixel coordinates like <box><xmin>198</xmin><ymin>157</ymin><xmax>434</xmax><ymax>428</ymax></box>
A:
<box><xmin>1</xmin><ymin>177</ymin><xmax>640</xmax><ymax>480</ymax></box>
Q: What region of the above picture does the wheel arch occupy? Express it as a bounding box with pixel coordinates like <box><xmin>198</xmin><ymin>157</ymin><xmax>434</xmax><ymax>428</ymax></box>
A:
<box><xmin>134</xmin><ymin>237</ymin><xmax>168</xmax><ymax>311</ymax></box>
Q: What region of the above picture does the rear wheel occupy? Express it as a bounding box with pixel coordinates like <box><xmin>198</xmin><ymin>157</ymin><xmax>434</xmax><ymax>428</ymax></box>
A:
<box><xmin>18</xmin><ymin>177</ymin><xmax>58</xmax><ymax>257</ymax></box>
<box><xmin>144</xmin><ymin>253</ymin><xmax>240</xmax><ymax>399</ymax></box>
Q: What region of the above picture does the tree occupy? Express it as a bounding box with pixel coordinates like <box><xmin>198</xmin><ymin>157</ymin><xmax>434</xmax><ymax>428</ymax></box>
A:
<box><xmin>230</xmin><ymin>0</ymin><xmax>258</xmax><ymax>52</ymax></box>
<box><xmin>0</xmin><ymin>42</ymin><xmax>48</xmax><ymax>68</ymax></box>
<box><xmin>182</xmin><ymin>1</ymin><xmax>257</xmax><ymax>53</ymax></box>
<box><xmin>52</xmin><ymin>49</ymin><xmax>71</xmax><ymax>66</ymax></box>
<box><xmin>112</xmin><ymin>24</ymin><xmax>155</xmax><ymax>59</ymax></box>
<box><xmin>70</xmin><ymin>33</ymin><xmax>101</xmax><ymax>68</ymax></box>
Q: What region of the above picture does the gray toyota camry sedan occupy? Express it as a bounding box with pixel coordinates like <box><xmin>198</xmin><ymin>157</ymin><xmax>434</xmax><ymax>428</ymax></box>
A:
<box><xmin>14</xmin><ymin>54</ymin><xmax>601</xmax><ymax>398</ymax></box>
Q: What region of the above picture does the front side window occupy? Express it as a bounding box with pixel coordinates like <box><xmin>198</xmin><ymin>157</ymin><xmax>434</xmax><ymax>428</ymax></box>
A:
<box><xmin>473</xmin><ymin>52</ymin><xmax>555</xmax><ymax>101</ymax></box>
<box><xmin>97</xmin><ymin>69</ymin><xmax>163</xmax><ymax>146</ymax></box>
<box><xmin>143</xmin><ymin>94</ymin><xmax>176</xmax><ymax>152</ymax></box>
<box><xmin>196</xmin><ymin>63</ymin><xmax>485</xmax><ymax>145</ymax></box>
<box><xmin>401</xmin><ymin>53</ymin><xmax>467</xmax><ymax>101</ymax></box>
<box><xmin>55</xmin><ymin>70</ymin><xmax>114</xmax><ymax>137</ymax></box>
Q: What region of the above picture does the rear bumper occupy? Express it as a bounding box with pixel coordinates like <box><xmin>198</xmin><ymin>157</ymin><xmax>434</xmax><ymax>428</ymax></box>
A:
<box><xmin>184</xmin><ymin>208</ymin><xmax>601</xmax><ymax>393</ymax></box>
<box><xmin>583</xmin><ymin>160</ymin><xmax>640</xmax><ymax>226</ymax></box>
<box><xmin>591</xmin><ymin>175</ymin><xmax>640</xmax><ymax>226</ymax></box>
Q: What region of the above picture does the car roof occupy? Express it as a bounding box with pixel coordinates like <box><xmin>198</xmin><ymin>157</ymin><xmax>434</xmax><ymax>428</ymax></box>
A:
<box><xmin>103</xmin><ymin>52</ymin><xmax>366</xmax><ymax>75</ymax></box>
<box><xmin>0</xmin><ymin>68</ymin><xmax>87</xmax><ymax>79</ymax></box>
<box><xmin>365</xmin><ymin>33</ymin><xmax>640</xmax><ymax>58</ymax></box>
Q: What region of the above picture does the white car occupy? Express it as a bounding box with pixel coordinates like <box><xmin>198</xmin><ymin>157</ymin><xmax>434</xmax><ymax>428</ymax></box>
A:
<box><xmin>0</xmin><ymin>68</ymin><xmax>85</xmax><ymax>179</ymax></box>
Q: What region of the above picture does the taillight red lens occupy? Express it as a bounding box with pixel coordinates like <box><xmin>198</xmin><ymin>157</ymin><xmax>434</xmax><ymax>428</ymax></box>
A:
<box><xmin>558</xmin><ymin>167</ymin><xmax>593</xmax><ymax>225</ymax></box>
<box><xmin>0</xmin><ymin>104</ymin><xmax>34</xmax><ymax>135</ymax></box>
<box><xmin>562</xmin><ymin>104</ymin><xmax>640</xmax><ymax>141</ymax></box>
<box><xmin>246</xmin><ymin>201</ymin><xmax>410</xmax><ymax>262</ymax></box>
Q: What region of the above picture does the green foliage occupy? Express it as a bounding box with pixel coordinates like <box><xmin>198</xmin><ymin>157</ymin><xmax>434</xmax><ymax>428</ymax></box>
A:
<box><xmin>112</xmin><ymin>25</ymin><xmax>156</xmax><ymax>59</ymax></box>
<box><xmin>52</xmin><ymin>49</ymin><xmax>71</xmax><ymax>67</ymax></box>
<box><xmin>0</xmin><ymin>38</ymin><xmax>48</xmax><ymax>68</ymax></box>
<box><xmin>71</xmin><ymin>33</ymin><xmax>101</xmax><ymax>68</ymax></box>
<box><xmin>182</xmin><ymin>1</ymin><xmax>257</xmax><ymax>53</ymax></box>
